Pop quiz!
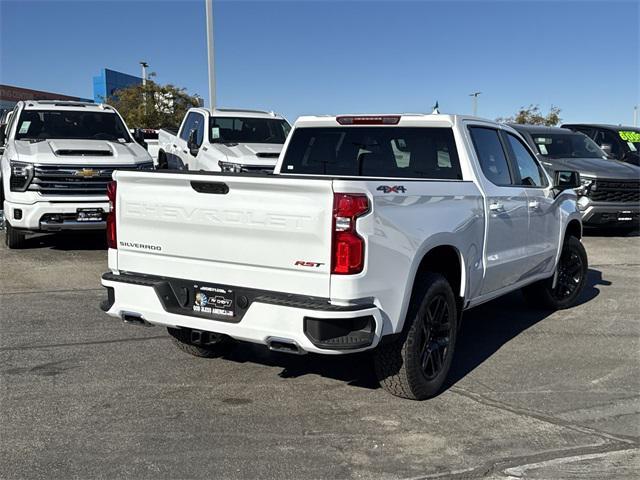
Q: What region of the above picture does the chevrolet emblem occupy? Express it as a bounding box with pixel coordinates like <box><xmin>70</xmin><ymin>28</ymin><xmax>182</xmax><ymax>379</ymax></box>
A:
<box><xmin>75</xmin><ymin>168</ymin><xmax>99</xmax><ymax>178</ymax></box>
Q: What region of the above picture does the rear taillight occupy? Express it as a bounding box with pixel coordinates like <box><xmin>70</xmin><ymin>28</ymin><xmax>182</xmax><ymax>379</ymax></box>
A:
<box><xmin>332</xmin><ymin>193</ymin><xmax>369</xmax><ymax>275</ymax></box>
<box><xmin>106</xmin><ymin>181</ymin><xmax>117</xmax><ymax>249</ymax></box>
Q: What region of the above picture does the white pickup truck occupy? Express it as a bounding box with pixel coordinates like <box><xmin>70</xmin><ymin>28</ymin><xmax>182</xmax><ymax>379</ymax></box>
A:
<box><xmin>101</xmin><ymin>114</ymin><xmax>587</xmax><ymax>400</ymax></box>
<box><xmin>156</xmin><ymin>108</ymin><xmax>290</xmax><ymax>172</ymax></box>
<box><xmin>1</xmin><ymin>100</ymin><xmax>154</xmax><ymax>248</ymax></box>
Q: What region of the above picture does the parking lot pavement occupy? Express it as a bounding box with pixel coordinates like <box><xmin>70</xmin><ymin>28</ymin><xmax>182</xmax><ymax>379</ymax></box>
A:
<box><xmin>0</xmin><ymin>231</ymin><xmax>638</xmax><ymax>479</ymax></box>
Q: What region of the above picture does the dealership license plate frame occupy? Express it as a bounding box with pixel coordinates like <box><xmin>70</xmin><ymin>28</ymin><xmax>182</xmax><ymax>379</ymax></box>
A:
<box><xmin>76</xmin><ymin>207</ymin><xmax>104</xmax><ymax>222</ymax></box>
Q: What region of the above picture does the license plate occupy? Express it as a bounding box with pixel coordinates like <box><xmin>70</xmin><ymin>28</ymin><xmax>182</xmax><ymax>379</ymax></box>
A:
<box><xmin>192</xmin><ymin>284</ymin><xmax>235</xmax><ymax>317</ymax></box>
<box><xmin>617</xmin><ymin>210</ymin><xmax>634</xmax><ymax>222</ymax></box>
<box><xmin>77</xmin><ymin>208</ymin><xmax>104</xmax><ymax>222</ymax></box>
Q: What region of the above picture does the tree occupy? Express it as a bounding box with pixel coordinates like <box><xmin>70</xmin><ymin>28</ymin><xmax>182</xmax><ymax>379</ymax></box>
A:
<box><xmin>496</xmin><ymin>104</ymin><xmax>562</xmax><ymax>126</ymax></box>
<box><xmin>106</xmin><ymin>75</ymin><xmax>201</xmax><ymax>129</ymax></box>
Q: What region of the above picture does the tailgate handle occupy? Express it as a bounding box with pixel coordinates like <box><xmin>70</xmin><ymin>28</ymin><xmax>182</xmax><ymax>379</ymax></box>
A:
<box><xmin>190</xmin><ymin>181</ymin><xmax>229</xmax><ymax>195</ymax></box>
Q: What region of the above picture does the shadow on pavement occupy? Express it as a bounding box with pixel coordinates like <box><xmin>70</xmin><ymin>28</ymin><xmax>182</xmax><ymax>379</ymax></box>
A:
<box><xmin>16</xmin><ymin>231</ymin><xmax>107</xmax><ymax>251</ymax></box>
<box><xmin>445</xmin><ymin>268</ymin><xmax>609</xmax><ymax>390</ymax></box>
<box><xmin>216</xmin><ymin>268</ymin><xmax>609</xmax><ymax>393</ymax></box>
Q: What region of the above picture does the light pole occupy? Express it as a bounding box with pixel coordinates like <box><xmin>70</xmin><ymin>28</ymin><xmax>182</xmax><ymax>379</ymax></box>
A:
<box><xmin>205</xmin><ymin>0</ymin><xmax>216</xmax><ymax>111</ymax></box>
<box><xmin>139</xmin><ymin>61</ymin><xmax>148</xmax><ymax>85</ymax></box>
<box><xmin>140</xmin><ymin>61</ymin><xmax>149</xmax><ymax>119</ymax></box>
<box><xmin>634</xmin><ymin>105</ymin><xmax>638</xmax><ymax>127</ymax></box>
<box><xmin>469</xmin><ymin>92</ymin><xmax>481</xmax><ymax>116</ymax></box>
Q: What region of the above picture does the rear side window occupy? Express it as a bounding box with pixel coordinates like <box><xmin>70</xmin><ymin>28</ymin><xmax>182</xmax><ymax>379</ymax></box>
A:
<box><xmin>468</xmin><ymin>127</ymin><xmax>512</xmax><ymax>185</ymax></box>
<box><xmin>281</xmin><ymin>127</ymin><xmax>462</xmax><ymax>179</ymax></box>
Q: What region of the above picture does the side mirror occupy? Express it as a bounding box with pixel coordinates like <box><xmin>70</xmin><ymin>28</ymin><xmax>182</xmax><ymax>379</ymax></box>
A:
<box><xmin>187</xmin><ymin>129</ymin><xmax>199</xmax><ymax>156</ymax></box>
<box><xmin>132</xmin><ymin>128</ymin><xmax>148</xmax><ymax>150</ymax></box>
<box><xmin>554</xmin><ymin>170</ymin><xmax>581</xmax><ymax>191</ymax></box>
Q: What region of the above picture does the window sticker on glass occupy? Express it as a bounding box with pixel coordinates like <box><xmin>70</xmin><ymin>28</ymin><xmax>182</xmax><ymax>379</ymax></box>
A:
<box><xmin>619</xmin><ymin>131</ymin><xmax>640</xmax><ymax>143</ymax></box>
<box><xmin>538</xmin><ymin>144</ymin><xmax>548</xmax><ymax>155</ymax></box>
<box><xmin>212</xmin><ymin>127</ymin><xmax>220</xmax><ymax>139</ymax></box>
<box><xmin>628</xmin><ymin>142</ymin><xmax>638</xmax><ymax>152</ymax></box>
<box><xmin>19</xmin><ymin>121</ymin><xmax>31</xmax><ymax>134</ymax></box>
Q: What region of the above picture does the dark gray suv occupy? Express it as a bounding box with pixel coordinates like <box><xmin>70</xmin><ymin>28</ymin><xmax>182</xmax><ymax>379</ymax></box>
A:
<box><xmin>510</xmin><ymin>124</ymin><xmax>639</xmax><ymax>228</ymax></box>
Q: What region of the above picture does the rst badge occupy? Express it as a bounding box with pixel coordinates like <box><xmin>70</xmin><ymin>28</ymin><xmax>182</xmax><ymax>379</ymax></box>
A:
<box><xmin>377</xmin><ymin>185</ymin><xmax>407</xmax><ymax>194</ymax></box>
<box><xmin>294</xmin><ymin>261</ymin><xmax>324</xmax><ymax>268</ymax></box>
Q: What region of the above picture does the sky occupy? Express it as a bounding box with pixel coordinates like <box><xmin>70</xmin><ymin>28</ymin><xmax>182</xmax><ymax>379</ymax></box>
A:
<box><xmin>0</xmin><ymin>0</ymin><xmax>638</xmax><ymax>125</ymax></box>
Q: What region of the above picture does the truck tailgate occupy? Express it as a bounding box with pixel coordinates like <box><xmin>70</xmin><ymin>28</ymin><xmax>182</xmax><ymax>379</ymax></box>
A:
<box><xmin>113</xmin><ymin>171</ymin><xmax>334</xmax><ymax>297</ymax></box>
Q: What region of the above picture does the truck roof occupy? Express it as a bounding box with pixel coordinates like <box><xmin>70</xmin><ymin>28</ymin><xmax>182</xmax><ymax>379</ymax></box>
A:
<box><xmin>509</xmin><ymin>124</ymin><xmax>576</xmax><ymax>134</ymax></box>
<box><xmin>191</xmin><ymin>107</ymin><xmax>285</xmax><ymax>120</ymax></box>
<box><xmin>562</xmin><ymin>123</ymin><xmax>640</xmax><ymax>133</ymax></box>
<box><xmin>21</xmin><ymin>100</ymin><xmax>115</xmax><ymax>112</ymax></box>
<box><xmin>293</xmin><ymin>113</ymin><xmax>502</xmax><ymax>128</ymax></box>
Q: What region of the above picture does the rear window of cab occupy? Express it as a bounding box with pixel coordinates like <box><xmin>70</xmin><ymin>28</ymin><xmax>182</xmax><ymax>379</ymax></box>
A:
<box><xmin>281</xmin><ymin>127</ymin><xmax>463</xmax><ymax>179</ymax></box>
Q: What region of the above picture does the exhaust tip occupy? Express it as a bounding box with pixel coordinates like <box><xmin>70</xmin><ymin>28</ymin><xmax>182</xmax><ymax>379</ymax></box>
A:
<box><xmin>121</xmin><ymin>311</ymin><xmax>153</xmax><ymax>327</ymax></box>
<box><xmin>266</xmin><ymin>337</ymin><xmax>306</xmax><ymax>355</ymax></box>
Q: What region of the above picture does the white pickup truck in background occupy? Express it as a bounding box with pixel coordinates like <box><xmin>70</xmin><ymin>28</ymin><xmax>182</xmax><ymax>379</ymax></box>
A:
<box><xmin>1</xmin><ymin>100</ymin><xmax>154</xmax><ymax>248</ymax></box>
<box><xmin>156</xmin><ymin>108</ymin><xmax>290</xmax><ymax>172</ymax></box>
<box><xmin>101</xmin><ymin>113</ymin><xmax>587</xmax><ymax>400</ymax></box>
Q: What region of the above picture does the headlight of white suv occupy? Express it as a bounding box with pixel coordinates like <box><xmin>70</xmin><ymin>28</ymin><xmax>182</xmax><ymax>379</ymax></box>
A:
<box><xmin>9</xmin><ymin>161</ymin><xmax>34</xmax><ymax>192</ymax></box>
<box><xmin>218</xmin><ymin>161</ymin><xmax>242</xmax><ymax>173</ymax></box>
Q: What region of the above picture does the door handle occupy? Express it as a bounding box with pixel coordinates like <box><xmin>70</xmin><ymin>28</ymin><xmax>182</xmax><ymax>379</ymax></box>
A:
<box><xmin>489</xmin><ymin>202</ymin><xmax>505</xmax><ymax>213</ymax></box>
<box><xmin>528</xmin><ymin>200</ymin><xmax>540</xmax><ymax>210</ymax></box>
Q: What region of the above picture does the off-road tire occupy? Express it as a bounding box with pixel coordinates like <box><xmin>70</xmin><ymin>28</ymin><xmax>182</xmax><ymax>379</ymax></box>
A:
<box><xmin>374</xmin><ymin>272</ymin><xmax>458</xmax><ymax>400</ymax></box>
<box><xmin>5</xmin><ymin>221</ymin><xmax>25</xmax><ymax>249</ymax></box>
<box><xmin>167</xmin><ymin>327</ymin><xmax>235</xmax><ymax>358</ymax></box>
<box><xmin>522</xmin><ymin>236</ymin><xmax>588</xmax><ymax>310</ymax></box>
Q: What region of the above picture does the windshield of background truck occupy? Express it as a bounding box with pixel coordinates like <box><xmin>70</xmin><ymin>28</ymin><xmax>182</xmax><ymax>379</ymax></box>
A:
<box><xmin>282</xmin><ymin>126</ymin><xmax>463</xmax><ymax>179</ymax></box>
<box><xmin>618</xmin><ymin>130</ymin><xmax>640</xmax><ymax>152</ymax></box>
<box><xmin>210</xmin><ymin>117</ymin><xmax>290</xmax><ymax>144</ymax></box>
<box><xmin>531</xmin><ymin>132</ymin><xmax>604</xmax><ymax>159</ymax></box>
<box><xmin>14</xmin><ymin>110</ymin><xmax>131</xmax><ymax>142</ymax></box>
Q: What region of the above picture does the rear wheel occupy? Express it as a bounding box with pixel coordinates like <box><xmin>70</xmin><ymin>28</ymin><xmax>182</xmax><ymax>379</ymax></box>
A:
<box><xmin>374</xmin><ymin>273</ymin><xmax>458</xmax><ymax>400</ymax></box>
<box><xmin>5</xmin><ymin>221</ymin><xmax>26</xmax><ymax>249</ymax></box>
<box><xmin>522</xmin><ymin>236</ymin><xmax>588</xmax><ymax>310</ymax></box>
<box><xmin>167</xmin><ymin>327</ymin><xmax>235</xmax><ymax>358</ymax></box>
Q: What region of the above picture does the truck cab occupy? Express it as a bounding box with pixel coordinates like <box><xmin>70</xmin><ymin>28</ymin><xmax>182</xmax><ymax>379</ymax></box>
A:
<box><xmin>1</xmin><ymin>100</ymin><xmax>154</xmax><ymax>248</ymax></box>
<box><xmin>157</xmin><ymin>108</ymin><xmax>290</xmax><ymax>173</ymax></box>
<box><xmin>562</xmin><ymin>123</ymin><xmax>640</xmax><ymax>167</ymax></box>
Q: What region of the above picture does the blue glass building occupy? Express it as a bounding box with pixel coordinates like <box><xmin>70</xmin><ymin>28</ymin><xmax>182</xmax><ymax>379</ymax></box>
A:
<box><xmin>93</xmin><ymin>68</ymin><xmax>142</xmax><ymax>103</ymax></box>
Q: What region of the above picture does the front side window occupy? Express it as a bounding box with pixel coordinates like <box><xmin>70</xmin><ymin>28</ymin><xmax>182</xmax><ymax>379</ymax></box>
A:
<box><xmin>531</xmin><ymin>132</ymin><xmax>604</xmax><ymax>159</ymax></box>
<box><xmin>468</xmin><ymin>127</ymin><xmax>512</xmax><ymax>185</ymax></box>
<box><xmin>210</xmin><ymin>117</ymin><xmax>290</xmax><ymax>144</ymax></box>
<box><xmin>179</xmin><ymin>113</ymin><xmax>197</xmax><ymax>141</ymax></box>
<box><xmin>14</xmin><ymin>110</ymin><xmax>131</xmax><ymax>142</ymax></box>
<box><xmin>505</xmin><ymin>133</ymin><xmax>546</xmax><ymax>187</ymax></box>
<box><xmin>281</xmin><ymin>127</ymin><xmax>462</xmax><ymax>179</ymax></box>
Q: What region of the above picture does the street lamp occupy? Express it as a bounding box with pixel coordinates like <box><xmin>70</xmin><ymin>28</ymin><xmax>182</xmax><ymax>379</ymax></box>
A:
<box><xmin>139</xmin><ymin>61</ymin><xmax>149</xmax><ymax>86</ymax></box>
<box><xmin>205</xmin><ymin>0</ymin><xmax>216</xmax><ymax>111</ymax></box>
<box><xmin>469</xmin><ymin>92</ymin><xmax>481</xmax><ymax>116</ymax></box>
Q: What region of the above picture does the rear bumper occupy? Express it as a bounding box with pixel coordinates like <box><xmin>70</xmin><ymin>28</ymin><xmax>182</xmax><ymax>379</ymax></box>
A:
<box><xmin>580</xmin><ymin>202</ymin><xmax>640</xmax><ymax>226</ymax></box>
<box><xmin>3</xmin><ymin>199</ymin><xmax>108</xmax><ymax>231</ymax></box>
<box><xmin>101</xmin><ymin>272</ymin><xmax>383</xmax><ymax>354</ymax></box>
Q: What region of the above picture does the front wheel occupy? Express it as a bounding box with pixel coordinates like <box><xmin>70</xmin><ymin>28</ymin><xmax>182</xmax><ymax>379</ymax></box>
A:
<box><xmin>522</xmin><ymin>236</ymin><xmax>588</xmax><ymax>310</ymax></box>
<box><xmin>167</xmin><ymin>327</ymin><xmax>235</xmax><ymax>358</ymax></box>
<box><xmin>5</xmin><ymin>221</ymin><xmax>26</xmax><ymax>249</ymax></box>
<box><xmin>374</xmin><ymin>273</ymin><xmax>458</xmax><ymax>400</ymax></box>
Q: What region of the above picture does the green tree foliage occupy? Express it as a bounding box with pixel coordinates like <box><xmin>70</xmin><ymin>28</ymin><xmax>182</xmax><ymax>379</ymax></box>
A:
<box><xmin>106</xmin><ymin>75</ymin><xmax>201</xmax><ymax>129</ymax></box>
<box><xmin>497</xmin><ymin>104</ymin><xmax>562</xmax><ymax>126</ymax></box>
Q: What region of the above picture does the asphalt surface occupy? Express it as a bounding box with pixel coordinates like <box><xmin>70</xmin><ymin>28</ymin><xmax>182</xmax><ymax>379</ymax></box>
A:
<box><xmin>1</xmin><ymin>229</ymin><xmax>638</xmax><ymax>479</ymax></box>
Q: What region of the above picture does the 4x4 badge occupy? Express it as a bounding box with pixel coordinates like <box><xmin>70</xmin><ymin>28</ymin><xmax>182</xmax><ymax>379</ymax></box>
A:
<box><xmin>377</xmin><ymin>185</ymin><xmax>406</xmax><ymax>194</ymax></box>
